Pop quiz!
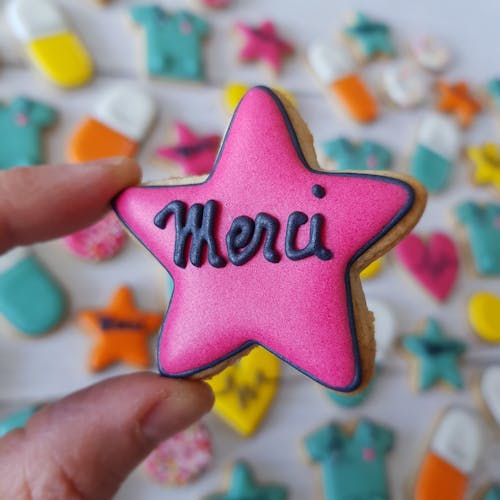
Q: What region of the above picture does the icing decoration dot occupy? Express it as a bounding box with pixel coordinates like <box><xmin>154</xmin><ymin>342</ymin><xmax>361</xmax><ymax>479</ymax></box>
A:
<box><xmin>312</xmin><ymin>184</ymin><xmax>326</xmax><ymax>199</ymax></box>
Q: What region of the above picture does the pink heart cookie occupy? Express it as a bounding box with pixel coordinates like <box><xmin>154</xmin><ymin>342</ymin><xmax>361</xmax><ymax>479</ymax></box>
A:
<box><xmin>395</xmin><ymin>232</ymin><xmax>459</xmax><ymax>302</ymax></box>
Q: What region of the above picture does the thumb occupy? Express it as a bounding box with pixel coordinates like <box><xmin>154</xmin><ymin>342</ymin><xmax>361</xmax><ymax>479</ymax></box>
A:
<box><xmin>0</xmin><ymin>373</ymin><xmax>214</xmax><ymax>500</ymax></box>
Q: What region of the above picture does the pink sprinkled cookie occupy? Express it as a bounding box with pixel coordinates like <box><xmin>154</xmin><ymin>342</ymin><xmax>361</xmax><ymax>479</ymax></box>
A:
<box><xmin>143</xmin><ymin>421</ymin><xmax>213</xmax><ymax>486</ymax></box>
<box><xmin>63</xmin><ymin>212</ymin><xmax>127</xmax><ymax>262</ymax></box>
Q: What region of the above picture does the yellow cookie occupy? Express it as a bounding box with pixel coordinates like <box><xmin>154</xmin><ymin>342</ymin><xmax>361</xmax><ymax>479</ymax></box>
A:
<box><xmin>208</xmin><ymin>347</ymin><xmax>280</xmax><ymax>437</ymax></box>
<box><xmin>468</xmin><ymin>292</ymin><xmax>500</xmax><ymax>343</ymax></box>
<box><xmin>223</xmin><ymin>82</ymin><xmax>296</xmax><ymax>113</ymax></box>
<box><xmin>467</xmin><ymin>143</ymin><xmax>500</xmax><ymax>191</ymax></box>
<box><xmin>360</xmin><ymin>257</ymin><xmax>384</xmax><ymax>280</ymax></box>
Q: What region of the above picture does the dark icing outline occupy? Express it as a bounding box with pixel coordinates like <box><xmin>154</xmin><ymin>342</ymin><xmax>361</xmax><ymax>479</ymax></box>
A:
<box><xmin>112</xmin><ymin>86</ymin><xmax>416</xmax><ymax>392</ymax></box>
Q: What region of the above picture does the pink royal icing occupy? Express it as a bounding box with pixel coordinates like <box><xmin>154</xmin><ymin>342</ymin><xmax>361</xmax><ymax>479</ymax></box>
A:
<box><xmin>113</xmin><ymin>87</ymin><xmax>416</xmax><ymax>391</ymax></box>
<box><xmin>395</xmin><ymin>232</ymin><xmax>459</xmax><ymax>302</ymax></box>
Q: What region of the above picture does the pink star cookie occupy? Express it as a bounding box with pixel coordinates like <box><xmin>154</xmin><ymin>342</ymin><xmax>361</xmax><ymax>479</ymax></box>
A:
<box><xmin>156</xmin><ymin>122</ymin><xmax>221</xmax><ymax>176</ymax></box>
<box><xmin>235</xmin><ymin>21</ymin><xmax>294</xmax><ymax>73</ymax></box>
<box><xmin>113</xmin><ymin>86</ymin><xmax>425</xmax><ymax>391</ymax></box>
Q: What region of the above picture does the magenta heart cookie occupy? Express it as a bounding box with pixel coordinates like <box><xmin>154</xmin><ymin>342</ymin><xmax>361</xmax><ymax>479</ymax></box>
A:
<box><xmin>395</xmin><ymin>232</ymin><xmax>459</xmax><ymax>302</ymax></box>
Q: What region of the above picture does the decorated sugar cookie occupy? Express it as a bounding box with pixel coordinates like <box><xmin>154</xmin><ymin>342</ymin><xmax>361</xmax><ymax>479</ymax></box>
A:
<box><xmin>234</xmin><ymin>21</ymin><xmax>294</xmax><ymax>74</ymax></box>
<box><xmin>196</xmin><ymin>0</ymin><xmax>231</xmax><ymax>8</ymax></box>
<box><xmin>483</xmin><ymin>485</ymin><xmax>500</xmax><ymax>500</ymax></box>
<box><xmin>112</xmin><ymin>86</ymin><xmax>426</xmax><ymax>392</ymax></box>
<box><xmin>360</xmin><ymin>257</ymin><xmax>384</xmax><ymax>280</ymax></box>
<box><xmin>130</xmin><ymin>6</ymin><xmax>210</xmax><ymax>81</ymax></box>
<box><xmin>6</xmin><ymin>0</ymin><xmax>93</xmax><ymax>88</ymax></box>
<box><xmin>223</xmin><ymin>83</ymin><xmax>296</xmax><ymax>114</ymax></box>
<box><xmin>63</xmin><ymin>212</ymin><xmax>127</xmax><ymax>262</ymax></box>
<box><xmin>155</xmin><ymin>122</ymin><xmax>221</xmax><ymax>176</ymax></box>
<box><xmin>323</xmin><ymin>137</ymin><xmax>392</xmax><ymax>171</ymax></box>
<box><xmin>68</xmin><ymin>85</ymin><xmax>156</xmax><ymax>162</ymax></box>
<box><xmin>414</xmin><ymin>407</ymin><xmax>482</xmax><ymax>500</ymax></box>
<box><xmin>436</xmin><ymin>80</ymin><xmax>481</xmax><ymax>128</ymax></box>
<box><xmin>0</xmin><ymin>405</ymin><xmax>39</xmax><ymax>437</ymax></box>
<box><xmin>343</xmin><ymin>13</ymin><xmax>395</xmax><ymax>61</ymax></box>
<box><xmin>468</xmin><ymin>292</ymin><xmax>500</xmax><ymax>343</ymax></box>
<box><xmin>0</xmin><ymin>97</ymin><xmax>56</xmax><ymax>170</ymax></box>
<box><xmin>395</xmin><ymin>232</ymin><xmax>459</xmax><ymax>302</ymax></box>
<box><xmin>204</xmin><ymin>461</ymin><xmax>287</xmax><ymax>500</ymax></box>
<box><xmin>381</xmin><ymin>60</ymin><xmax>429</xmax><ymax>108</ymax></box>
<box><xmin>143</xmin><ymin>421</ymin><xmax>213</xmax><ymax>486</ymax></box>
<box><xmin>410</xmin><ymin>112</ymin><xmax>461</xmax><ymax>193</ymax></box>
<box><xmin>455</xmin><ymin>201</ymin><xmax>500</xmax><ymax>276</ymax></box>
<box><xmin>208</xmin><ymin>347</ymin><xmax>280</xmax><ymax>437</ymax></box>
<box><xmin>78</xmin><ymin>286</ymin><xmax>163</xmax><ymax>372</ymax></box>
<box><xmin>0</xmin><ymin>248</ymin><xmax>66</xmax><ymax>336</ymax></box>
<box><xmin>486</xmin><ymin>79</ymin><xmax>500</xmax><ymax>113</ymax></box>
<box><xmin>479</xmin><ymin>365</ymin><xmax>500</xmax><ymax>428</ymax></box>
<box><xmin>467</xmin><ymin>143</ymin><xmax>500</xmax><ymax>192</ymax></box>
<box><xmin>411</xmin><ymin>36</ymin><xmax>450</xmax><ymax>72</ymax></box>
<box><xmin>328</xmin><ymin>298</ymin><xmax>397</xmax><ymax>407</ymax></box>
<box><xmin>305</xmin><ymin>419</ymin><xmax>394</xmax><ymax>499</ymax></box>
<box><xmin>307</xmin><ymin>42</ymin><xmax>378</xmax><ymax>123</ymax></box>
<box><xmin>401</xmin><ymin>319</ymin><xmax>466</xmax><ymax>392</ymax></box>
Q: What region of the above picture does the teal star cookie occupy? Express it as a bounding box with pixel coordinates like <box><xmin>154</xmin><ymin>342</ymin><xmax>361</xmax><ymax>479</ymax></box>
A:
<box><xmin>204</xmin><ymin>461</ymin><xmax>287</xmax><ymax>500</ymax></box>
<box><xmin>402</xmin><ymin>318</ymin><xmax>466</xmax><ymax>391</ymax></box>
<box><xmin>344</xmin><ymin>13</ymin><xmax>395</xmax><ymax>59</ymax></box>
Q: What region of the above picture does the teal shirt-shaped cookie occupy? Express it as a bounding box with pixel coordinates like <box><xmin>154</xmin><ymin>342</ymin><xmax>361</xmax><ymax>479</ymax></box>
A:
<box><xmin>323</xmin><ymin>138</ymin><xmax>392</xmax><ymax>171</ymax></box>
<box><xmin>484</xmin><ymin>486</ymin><xmax>500</xmax><ymax>500</ymax></box>
<box><xmin>327</xmin><ymin>366</ymin><xmax>379</xmax><ymax>407</ymax></box>
<box><xmin>456</xmin><ymin>201</ymin><xmax>500</xmax><ymax>275</ymax></box>
<box><xmin>0</xmin><ymin>97</ymin><xmax>56</xmax><ymax>170</ymax></box>
<box><xmin>204</xmin><ymin>461</ymin><xmax>287</xmax><ymax>500</ymax></box>
<box><xmin>304</xmin><ymin>419</ymin><xmax>394</xmax><ymax>500</ymax></box>
<box><xmin>130</xmin><ymin>6</ymin><xmax>210</xmax><ymax>81</ymax></box>
<box><xmin>410</xmin><ymin>144</ymin><xmax>451</xmax><ymax>193</ymax></box>
<box><xmin>344</xmin><ymin>13</ymin><xmax>395</xmax><ymax>58</ymax></box>
<box><xmin>0</xmin><ymin>252</ymin><xmax>66</xmax><ymax>336</ymax></box>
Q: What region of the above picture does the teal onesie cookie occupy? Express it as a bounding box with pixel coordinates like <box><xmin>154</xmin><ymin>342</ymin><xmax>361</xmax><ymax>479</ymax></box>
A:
<box><xmin>323</xmin><ymin>138</ymin><xmax>392</xmax><ymax>171</ymax></box>
<box><xmin>0</xmin><ymin>249</ymin><xmax>66</xmax><ymax>336</ymax></box>
<box><xmin>0</xmin><ymin>97</ymin><xmax>56</xmax><ymax>170</ymax></box>
<box><xmin>305</xmin><ymin>419</ymin><xmax>394</xmax><ymax>500</ymax></box>
<box><xmin>130</xmin><ymin>6</ymin><xmax>210</xmax><ymax>81</ymax></box>
<box><xmin>456</xmin><ymin>201</ymin><xmax>500</xmax><ymax>275</ymax></box>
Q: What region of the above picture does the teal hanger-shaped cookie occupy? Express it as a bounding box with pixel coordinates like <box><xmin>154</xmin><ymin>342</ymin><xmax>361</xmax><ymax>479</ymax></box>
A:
<box><xmin>0</xmin><ymin>248</ymin><xmax>66</xmax><ymax>336</ymax></box>
<box><xmin>323</xmin><ymin>137</ymin><xmax>392</xmax><ymax>171</ymax></box>
<box><xmin>344</xmin><ymin>13</ymin><xmax>395</xmax><ymax>60</ymax></box>
<box><xmin>401</xmin><ymin>318</ymin><xmax>466</xmax><ymax>391</ymax></box>
<box><xmin>204</xmin><ymin>461</ymin><xmax>287</xmax><ymax>500</ymax></box>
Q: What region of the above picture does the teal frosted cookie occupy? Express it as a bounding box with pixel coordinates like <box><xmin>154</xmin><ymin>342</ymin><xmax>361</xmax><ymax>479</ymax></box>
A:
<box><xmin>305</xmin><ymin>419</ymin><xmax>394</xmax><ymax>500</ymax></box>
<box><xmin>0</xmin><ymin>97</ymin><xmax>56</xmax><ymax>170</ymax></box>
<box><xmin>204</xmin><ymin>461</ymin><xmax>287</xmax><ymax>500</ymax></box>
<box><xmin>486</xmin><ymin>79</ymin><xmax>500</xmax><ymax>112</ymax></box>
<box><xmin>401</xmin><ymin>318</ymin><xmax>466</xmax><ymax>391</ymax></box>
<box><xmin>484</xmin><ymin>486</ymin><xmax>500</xmax><ymax>500</ymax></box>
<box><xmin>323</xmin><ymin>137</ymin><xmax>392</xmax><ymax>171</ymax></box>
<box><xmin>0</xmin><ymin>405</ymin><xmax>39</xmax><ymax>437</ymax></box>
<box><xmin>0</xmin><ymin>248</ymin><xmax>66</xmax><ymax>336</ymax></box>
<box><xmin>456</xmin><ymin>201</ymin><xmax>500</xmax><ymax>275</ymax></box>
<box><xmin>343</xmin><ymin>13</ymin><xmax>395</xmax><ymax>61</ymax></box>
<box><xmin>130</xmin><ymin>6</ymin><xmax>210</xmax><ymax>81</ymax></box>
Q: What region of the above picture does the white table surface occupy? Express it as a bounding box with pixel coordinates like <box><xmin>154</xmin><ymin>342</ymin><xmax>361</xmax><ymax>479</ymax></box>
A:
<box><xmin>0</xmin><ymin>0</ymin><xmax>499</xmax><ymax>498</ymax></box>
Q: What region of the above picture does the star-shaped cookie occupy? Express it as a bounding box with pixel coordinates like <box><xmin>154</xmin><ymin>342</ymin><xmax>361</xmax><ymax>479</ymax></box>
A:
<box><xmin>467</xmin><ymin>143</ymin><xmax>500</xmax><ymax>191</ymax></box>
<box><xmin>113</xmin><ymin>86</ymin><xmax>425</xmax><ymax>391</ymax></box>
<box><xmin>235</xmin><ymin>21</ymin><xmax>294</xmax><ymax>73</ymax></box>
<box><xmin>78</xmin><ymin>286</ymin><xmax>163</xmax><ymax>372</ymax></box>
<box><xmin>401</xmin><ymin>318</ymin><xmax>466</xmax><ymax>391</ymax></box>
<box><xmin>204</xmin><ymin>461</ymin><xmax>287</xmax><ymax>500</ymax></box>
<box><xmin>436</xmin><ymin>81</ymin><xmax>481</xmax><ymax>128</ymax></box>
<box><xmin>156</xmin><ymin>122</ymin><xmax>221</xmax><ymax>176</ymax></box>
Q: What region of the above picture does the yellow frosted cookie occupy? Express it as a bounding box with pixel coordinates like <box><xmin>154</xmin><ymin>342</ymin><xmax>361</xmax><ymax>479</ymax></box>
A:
<box><xmin>467</xmin><ymin>143</ymin><xmax>500</xmax><ymax>192</ymax></box>
<box><xmin>208</xmin><ymin>347</ymin><xmax>280</xmax><ymax>437</ymax></box>
<box><xmin>469</xmin><ymin>292</ymin><xmax>500</xmax><ymax>343</ymax></box>
<box><xmin>223</xmin><ymin>82</ymin><xmax>296</xmax><ymax>113</ymax></box>
<box><xmin>360</xmin><ymin>257</ymin><xmax>384</xmax><ymax>280</ymax></box>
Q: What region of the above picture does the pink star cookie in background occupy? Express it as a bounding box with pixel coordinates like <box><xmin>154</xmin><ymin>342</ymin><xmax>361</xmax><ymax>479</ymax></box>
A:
<box><xmin>155</xmin><ymin>122</ymin><xmax>221</xmax><ymax>176</ymax></box>
<box><xmin>202</xmin><ymin>0</ymin><xmax>231</xmax><ymax>8</ymax></box>
<box><xmin>113</xmin><ymin>86</ymin><xmax>426</xmax><ymax>392</ymax></box>
<box><xmin>63</xmin><ymin>212</ymin><xmax>127</xmax><ymax>261</ymax></box>
<box><xmin>143</xmin><ymin>421</ymin><xmax>213</xmax><ymax>486</ymax></box>
<box><xmin>235</xmin><ymin>21</ymin><xmax>294</xmax><ymax>73</ymax></box>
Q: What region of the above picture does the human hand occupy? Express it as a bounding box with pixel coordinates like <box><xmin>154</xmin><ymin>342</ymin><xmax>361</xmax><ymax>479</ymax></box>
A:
<box><xmin>0</xmin><ymin>159</ymin><xmax>214</xmax><ymax>500</ymax></box>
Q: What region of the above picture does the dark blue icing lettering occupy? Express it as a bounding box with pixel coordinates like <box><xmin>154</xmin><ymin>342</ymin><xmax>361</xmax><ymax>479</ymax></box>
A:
<box><xmin>312</xmin><ymin>184</ymin><xmax>326</xmax><ymax>199</ymax></box>
<box><xmin>99</xmin><ymin>317</ymin><xmax>143</xmax><ymax>331</ymax></box>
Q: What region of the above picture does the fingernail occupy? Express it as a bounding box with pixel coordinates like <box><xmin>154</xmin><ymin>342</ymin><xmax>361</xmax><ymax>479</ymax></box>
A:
<box><xmin>140</xmin><ymin>382</ymin><xmax>214</xmax><ymax>442</ymax></box>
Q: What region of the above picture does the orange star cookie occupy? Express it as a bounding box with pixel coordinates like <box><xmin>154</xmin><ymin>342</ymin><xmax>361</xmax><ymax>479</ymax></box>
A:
<box><xmin>78</xmin><ymin>286</ymin><xmax>163</xmax><ymax>372</ymax></box>
<box><xmin>436</xmin><ymin>81</ymin><xmax>481</xmax><ymax>128</ymax></box>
